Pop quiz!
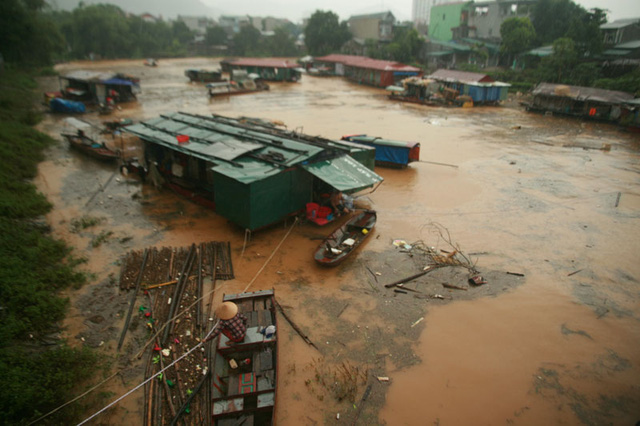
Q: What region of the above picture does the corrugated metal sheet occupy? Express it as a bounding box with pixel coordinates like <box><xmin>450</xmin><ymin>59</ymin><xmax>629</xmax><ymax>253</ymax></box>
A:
<box><xmin>61</xmin><ymin>70</ymin><xmax>116</xmax><ymax>81</ymax></box>
<box><xmin>428</xmin><ymin>69</ymin><xmax>494</xmax><ymax>84</ymax></box>
<box><xmin>302</xmin><ymin>155</ymin><xmax>383</xmax><ymax>193</ymax></box>
<box><xmin>314</xmin><ymin>54</ymin><xmax>421</xmax><ymax>72</ymax></box>
<box><xmin>601</xmin><ymin>18</ymin><xmax>640</xmax><ymax>30</ymax></box>
<box><xmin>532</xmin><ymin>83</ymin><xmax>634</xmax><ymax>103</ymax></box>
<box><xmin>229</xmin><ymin>58</ymin><xmax>299</xmax><ymax>68</ymax></box>
<box><xmin>124</xmin><ymin>112</ymin><xmax>323</xmax><ymax>167</ymax></box>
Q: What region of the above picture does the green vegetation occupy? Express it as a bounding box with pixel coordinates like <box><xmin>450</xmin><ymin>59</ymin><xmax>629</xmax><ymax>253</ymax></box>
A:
<box><xmin>0</xmin><ymin>68</ymin><xmax>101</xmax><ymax>424</ymax></box>
<box><xmin>70</xmin><ymin>215</ymin><xmax>105</xmax><ymax>233</ymax></box>
<box><xmin>304</xmin><ymin>10</ymin><xmax>352</xmax><ymax>56</ymax></box>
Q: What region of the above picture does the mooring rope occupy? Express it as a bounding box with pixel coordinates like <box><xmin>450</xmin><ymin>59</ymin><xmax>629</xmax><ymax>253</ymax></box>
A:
<box><xmin>33</xmin><ymin>217</ymin><xmax>298</xmax><ymax>424</ymax></box>
<box><xmin>76</xmin><ymin>322</ymin><xmax>218</xmax><ymax>426</ymax></box>
<box><xmin>241</xmin><ymin>216</ymin><xmax>298</xmax><ymax>293</ymax></box>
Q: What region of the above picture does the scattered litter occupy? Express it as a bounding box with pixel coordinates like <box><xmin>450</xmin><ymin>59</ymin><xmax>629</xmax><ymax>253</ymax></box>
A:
<box><xmin>432</xmin><ymin>294</ymin><xmax>445</xmax><ymax>299</ymax></box>
<box><xmin>375</xmin><ymin>272</ymin><xmax>382</xmax><ymax>276</ymax></box>
<box><xmin>393</xmin><ymin>239</ymin><xmax>412</xmax><ymax>250</ymax></box>
<box><xmin>468</xmin><ymin>275</ymin><xmax>487</xmax><ymax>285</ymax></box>
<box><xmin>377</xmin><ymin>376</ymin><xmax>390</xmax><ymax>382</ymax></box>
<box><xmin>411</xmin><ymin>317</ymin><xmax>424</xmax><ymax>327</ymax></box>
<box><xmin>161</xmin><ymin>348</ymin><xmax>171</xmax><ymax>357</ymax></box>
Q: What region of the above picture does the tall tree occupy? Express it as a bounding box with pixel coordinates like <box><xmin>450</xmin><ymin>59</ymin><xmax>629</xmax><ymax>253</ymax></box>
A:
<box><xmin>543</xmin><ymin>37</ymin><xmax>579</xmax><ymax>82</ymax></box>
<box><xmin>531</xmin><ymin>0</ymin><xmax>585</xmax><ymax>45</ymax></box>
<box><xmin>566</xmin><ymin>7</ymin><xmax>606</xmax><ymax>56</ymax></box>
<box><xmin>304</xmin><ymin>10</ymin><xmax>351</xmax><ymax>56</ymax></box>
<box><xmin>67</xmin><ymin>4</ymin><xmax>132</xmax><ymax>58</ymax></box>
<box><xmin>232</xmin><ymin>25</ymin><xmax>262</xmax><ymax>56</ymax></box>
<box><xmin>385</xmin><ymin>26</ymin><xmax>424</xmax><ymax>63</ymax></box>
<box><xmin>205</xmin><ymin>25</ymin><xmax>228</xmax><ymax>46</ymax></box>
<box><xmin>266</xmin><ymin>27</ymin><xmax>297</xmax><ymax>56</ymax></box>
<box><xmin>500</xmin><ymin>17</ymin><xmax>536</xmax><ymax>65</ymax></box>
<box><xmin>0</xmin><ymin>0</ymin><xmax>63</xmax><ymax>65</ymax></box>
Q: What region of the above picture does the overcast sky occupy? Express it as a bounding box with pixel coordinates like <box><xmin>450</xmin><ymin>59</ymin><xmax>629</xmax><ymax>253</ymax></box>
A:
<box><xmin>200</xmin><ymin>0</ymin><xmax>638</xmax><ymax>23</ymax></box>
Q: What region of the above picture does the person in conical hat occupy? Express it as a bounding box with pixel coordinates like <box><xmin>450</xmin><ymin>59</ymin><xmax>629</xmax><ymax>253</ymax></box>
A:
<box><xmin>206</xmin><ymin>301</ymin><xmax>247</xmax><ymax>344</ymax></box>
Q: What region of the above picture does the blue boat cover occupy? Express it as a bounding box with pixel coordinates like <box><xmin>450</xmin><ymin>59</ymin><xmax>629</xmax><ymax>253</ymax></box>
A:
<box><xmin>102</xmin><ymin>78</ymin><xmax>138</xmax><ymax>87</ymax></box>
<box><xmin>50</xmin><ymin>98</ymin><xmax>86</xmax><ymax>113</ymax></box>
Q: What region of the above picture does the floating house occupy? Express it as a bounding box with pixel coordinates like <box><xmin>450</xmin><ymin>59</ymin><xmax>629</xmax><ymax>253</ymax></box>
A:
<box><xmin>58</xmin><ymin>70</ymin><xmax>140</xmax><ymax>104</ymax></box>
<box><xmin>123</xmin><ymin>112</ymin><xmax>382</xmax><ymax>231</ymax></box>
<box><xmin>426</xmin><ymin>69</ymin><xmax>510</xmax><ymax>105</ymax></box>
<box><xmin>222</xmin><ymin>58</ymin><xmax>302</xmax><ymax>82</ymax></box>
<box><xmin>524</xmin><ymin>83</ymin><xmax>635</xmax><ymax>123</ymax></box>
<box><xmin>313</xmin><ymin>54</ymin><xmax>422</xmax><ymax>88</ymax></box>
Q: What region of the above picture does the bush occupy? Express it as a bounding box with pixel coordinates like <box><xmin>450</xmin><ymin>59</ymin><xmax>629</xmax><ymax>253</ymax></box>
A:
<box><xmin>0</xmin><ymin>68</ymin><xmax>101</xmax><ymax>425</ymax></box>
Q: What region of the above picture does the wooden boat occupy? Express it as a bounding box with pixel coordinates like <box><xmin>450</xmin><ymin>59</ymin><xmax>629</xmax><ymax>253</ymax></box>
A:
<box><xmin>314</xmin><ymin>209</ymin><xmax>376</xmax><ymax>266</ymax></box>
<box><xmin>211</xmin><ymin>290</ymin><xmax>278</xmax><ymax>425</ymax></box>
<box><xmin>61</xmin><ymin>132</ymin><xmax>120</xmax><ymax>161</ymax></box>
<box><xmin>341</xmin><ymin>134</ymin><xmax>420</xmax><ymax>168</ymax></box>
<box><xmin>185</xmin><ymin>69</ymin><xmax>224</xmax><ymax>83</ymax></box>
<box><xmin>207</xmin><ymin>80</ymin><xmax>269</xmax><ymax>98</ymax></box>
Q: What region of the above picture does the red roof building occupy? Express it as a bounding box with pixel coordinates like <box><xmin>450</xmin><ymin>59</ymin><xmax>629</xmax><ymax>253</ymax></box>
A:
<box><xmin>314</xmin><ymin>54</ymin><xmax>422</xmax><ymax>88</ymax></box>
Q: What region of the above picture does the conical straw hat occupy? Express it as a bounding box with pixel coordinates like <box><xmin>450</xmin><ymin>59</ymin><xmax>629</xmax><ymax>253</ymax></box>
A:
<box><xmin>216</xmin><ymin>302</ymin><xmax>238</xmax><ymax>320</ymax></box>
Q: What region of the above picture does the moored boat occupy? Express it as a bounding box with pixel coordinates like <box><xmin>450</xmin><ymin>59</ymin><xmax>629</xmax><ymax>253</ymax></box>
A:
<box><xmin>61</xmin><ymin>117</ymin><xmax>120</xmax><ymax>161</ymax></box>
<box><xmin>314</xmin><ymin>210</ymin><xmax>376</xmax><ymax>266</ymax></box>
<box><xmin>211</xmin><ymin>290</ymin><xmax>278</xmax><ymax>425</ymax></box>
<box><xmin>185</xmin><ymin>69</ymin><xmax>224</xmax><ymax>83</ymax></box>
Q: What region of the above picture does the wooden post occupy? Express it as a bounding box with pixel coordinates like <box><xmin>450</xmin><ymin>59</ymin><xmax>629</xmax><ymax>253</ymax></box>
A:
<box><xmin>118</xmin><ymin>248</ymin><xmax>149</xmax><ymax>351</ymax></box>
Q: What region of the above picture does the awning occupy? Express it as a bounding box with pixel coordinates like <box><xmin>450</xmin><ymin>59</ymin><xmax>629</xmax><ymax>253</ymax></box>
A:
<box><xmin>386</xmin><ymin>85</ymin><xmax>405</xmax><ymax>93</ymax></box>
<box><xmin>302</xmin><ymin>155</ymin><xmax>383</xmax><ymax>193</ymax></box>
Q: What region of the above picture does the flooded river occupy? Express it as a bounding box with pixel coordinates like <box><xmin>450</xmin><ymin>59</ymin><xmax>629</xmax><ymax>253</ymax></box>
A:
<box><xmin>36</xmin><ymin>58</ymin><xmax>640</xmax><ymax>425</ymax></box>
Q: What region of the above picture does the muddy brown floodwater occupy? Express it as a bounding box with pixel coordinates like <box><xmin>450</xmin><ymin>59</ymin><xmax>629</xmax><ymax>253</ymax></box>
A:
<box><xmin>35</xmin><ymin>58</ymin><xmax>640</xmax><ymax>425</ymax></box>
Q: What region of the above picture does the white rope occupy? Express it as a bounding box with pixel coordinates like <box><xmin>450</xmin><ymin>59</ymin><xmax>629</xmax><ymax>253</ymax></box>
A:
<box><xmin>76</xmin><ymin>321</ymin><xmax>218</xmax><ymax>426</ymax></box>
<box><xmin>241</xmin><ymin>216</ymin><xmax>298</xmax><ymax>293</ymax></box>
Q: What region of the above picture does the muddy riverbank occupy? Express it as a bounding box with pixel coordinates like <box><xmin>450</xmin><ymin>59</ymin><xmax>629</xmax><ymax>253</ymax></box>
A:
<box><xmin>36</xmin><ymin>58</ymin><xmax>640</xmax><ymax>425</ymax></box>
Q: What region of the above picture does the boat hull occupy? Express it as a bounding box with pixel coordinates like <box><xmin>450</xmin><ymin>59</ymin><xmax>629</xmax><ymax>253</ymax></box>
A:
<box><xmin>314</xmin><ymin>210</ymin><xmax>376</xmax><ymax>266</ymax></box>
<box><xmin>61</xmin><ymin>133</ymin><xmax>120</xmax><ymax>161</ymax></box>
<box><xmin>211</xmin><ymin>290</ymin><xmax>278</xmax><ymax>425</ymax></box>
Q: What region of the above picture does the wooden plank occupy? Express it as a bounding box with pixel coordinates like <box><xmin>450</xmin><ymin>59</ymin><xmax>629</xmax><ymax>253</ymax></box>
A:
<box><xmin>257</xmin><ymin>310</ymin><xmax>271</xmax><ymax>327</ymax></box>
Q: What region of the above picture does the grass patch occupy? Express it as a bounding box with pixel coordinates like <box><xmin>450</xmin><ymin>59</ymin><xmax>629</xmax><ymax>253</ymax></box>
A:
<box><xmin>0</xmin><ymin>68</ymin><xmax>105</xmax><ymax>424</ymax></box>
<box><xmin>91</xmin><ymin>230</ymin><xmax>114</xmax><ymax>247</ymax></box>
<box><xmin>70</xmin><ymin>215</ymin><xmax>105</xmax><ymax>233</ymax></box>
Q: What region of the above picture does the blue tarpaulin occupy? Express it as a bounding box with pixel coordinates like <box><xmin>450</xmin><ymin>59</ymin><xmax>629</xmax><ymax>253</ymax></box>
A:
<box><xmin>342</xmin><ymin>135</ymin><xmax>419</xmax><ymax>166</ymax></box>
<box><xmin>102</xmin><ymin>78</ymin><xmax>138</xmax><ymax>86</ymax></box>
<box><xmin>50</xmin><ymin>97</ymin><xmax>86</xmax><ymax>113</ymax></box>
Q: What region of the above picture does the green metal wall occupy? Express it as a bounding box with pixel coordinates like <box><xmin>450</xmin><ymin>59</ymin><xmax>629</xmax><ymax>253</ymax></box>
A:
<box><xmin>349</xmin><ymin>149</ymin><xmax>376</xmax><ymax>171</ymax></box>
<box><xmin>214</xmin><ymin>168</ymin><xmax>312</xmax><ymax>230</ymax></box>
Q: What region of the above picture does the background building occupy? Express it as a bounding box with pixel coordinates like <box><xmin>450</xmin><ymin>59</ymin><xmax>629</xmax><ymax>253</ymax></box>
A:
<box><xmin>348</xmin><ymin>11</ymin><xmax>395</xmax><ymax>42</ymax></box>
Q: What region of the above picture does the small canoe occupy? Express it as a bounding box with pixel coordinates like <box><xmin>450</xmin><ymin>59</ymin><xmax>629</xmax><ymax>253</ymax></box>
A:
<box><xmin>211</xmin><ymin>290</ymin><xmax>278</xmax><ymax>425</ymax></box>
<box><xmin>314</xmin><ymin>210</ymin><xmax>376</xmax><ymax>266</ymax></box>
<box><xmin>61</xmin><ymin>133</ymin><xmax>120</xmax><ymax>161</ymax></box>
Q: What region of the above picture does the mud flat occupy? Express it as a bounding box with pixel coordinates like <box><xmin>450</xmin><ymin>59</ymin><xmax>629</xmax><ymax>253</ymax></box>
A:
<box><xmin>35</xmin><ymin>58</ymin><xmax>640</xmax><ymax>425</ymax></box>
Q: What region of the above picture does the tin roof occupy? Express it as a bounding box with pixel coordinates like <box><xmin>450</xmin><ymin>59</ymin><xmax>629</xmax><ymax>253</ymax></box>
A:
<box><xmin>314</xmin><ymin>54</ymin><xmax>421</xmax><ymax>72</ymax></box>
<box><xmin>228</xmin><ymin>58</ymin><xmax>300</xmax><ymax>68</ymax></box>
<box><xmin>532</xmin><ymin>83</ymin><xmax>634</xmax><ymax>103</ymax></box>
<box><xmin>601</xmin><ymin>18</ymin><xmax>640</xmax><ymax>30</ymax></box>
<box><xmin>428</xmin><ymin>69</ymin><xmax>494</xmax><ymax>84</ymax></box>
<box><xmin>124</xmin><ymin>112</ymin><xmax>378</xmax><ymax>184</ymax></box>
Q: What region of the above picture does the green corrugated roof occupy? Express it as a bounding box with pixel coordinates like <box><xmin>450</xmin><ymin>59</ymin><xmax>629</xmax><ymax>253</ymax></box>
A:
<box><xmin>124</xmin><ymin>111</ymin><xmax>325</xmax><ymax>172</ymax></box>
<box><xmin>303</xmin><ymin>155</ymin><xmax>383</xmax><ymax>193</ymax></box>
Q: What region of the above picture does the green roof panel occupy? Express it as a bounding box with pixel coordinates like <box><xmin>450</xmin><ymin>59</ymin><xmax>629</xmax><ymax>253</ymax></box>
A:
<box><xmin>302</xmin><ymin>155</ymin><xmax>383</xmax><ymax>193</ymax></box>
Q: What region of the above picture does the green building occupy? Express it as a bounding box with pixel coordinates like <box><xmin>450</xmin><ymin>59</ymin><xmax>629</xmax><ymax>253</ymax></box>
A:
<box><xmin>428</xmin><ymin>2</ymin><xmax>472</xmax><ymax>42</ymax></box>
<box><xmin>124</xmin><ymin>112</ymin><xmax>382</xmax><ymax>231</ymax></box>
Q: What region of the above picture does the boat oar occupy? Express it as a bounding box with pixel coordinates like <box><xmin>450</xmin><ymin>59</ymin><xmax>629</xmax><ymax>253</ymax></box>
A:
<box><xmin>418</xmin><ymin>160</ymin><xmax>459</xmax><ymax>169</ymax></box>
